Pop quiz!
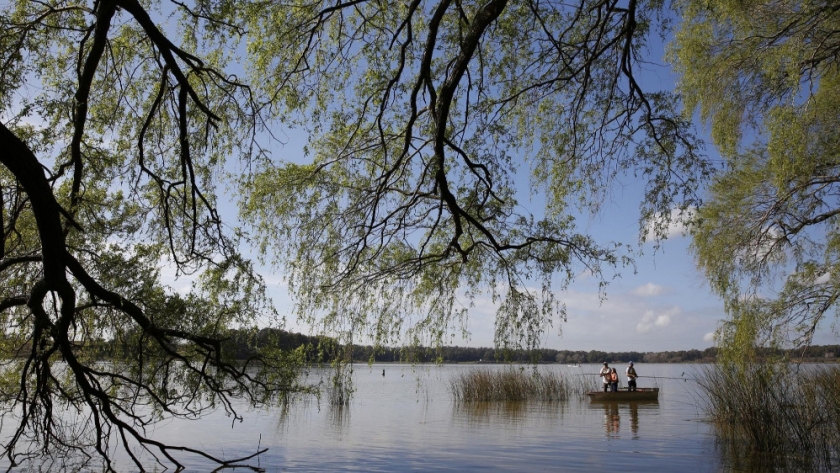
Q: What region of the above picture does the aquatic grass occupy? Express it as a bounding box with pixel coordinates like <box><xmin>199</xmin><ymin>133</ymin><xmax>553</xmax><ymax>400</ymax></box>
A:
<box><xmin>698</xmin><ymin>363</ymin><xmax>840</xmax><ymax>471</ymax></box>
<box><xmin>449</xmin><ymin>368</ymin><xmax>587</xmax><ymax>403</ymax></box>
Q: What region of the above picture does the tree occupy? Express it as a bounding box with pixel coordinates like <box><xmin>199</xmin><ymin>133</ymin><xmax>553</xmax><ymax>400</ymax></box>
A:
<box><xmin>0</xmin><ymin>0</ymin><xmax>707</xmax><ymax>469</ymax></box>
<box><xmin>239</xmin><ymin>0</ymin><xmax>707</xmax><ymax>353</ymax></box>
<box><xmin>670</xmin><ymin>0</ymin><xmax>840</xmax><ymax>352</ymax></box>
<box><xmin>0</xmin><ymin>0</ymin><xmax>304</xmax><ymax>470</ymax></box>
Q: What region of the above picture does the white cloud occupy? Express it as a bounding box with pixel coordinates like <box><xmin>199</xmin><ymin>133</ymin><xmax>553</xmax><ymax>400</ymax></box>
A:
<box><xmin>644</xmin><ymin>207</ymin><xmax>695</xmax><ymax>241</ymax></box>
<box><xmin>636</xmin><ymin>306</ymin><xmax>679</xmax><ymax>334</ymax></box>
<box><xmin>814</xmin><ymin>272</ymin><xmax>830</xmax><ymax>285</ymax></box>
<box><xmin>631</xmin><ymin>283</ymin><xmax>666</xmax><ymax>297</ymax></box>
<box><xmin>703</xmin><ymin>332</ymin><xmax>715</xmax><ymax>342</ymax></box>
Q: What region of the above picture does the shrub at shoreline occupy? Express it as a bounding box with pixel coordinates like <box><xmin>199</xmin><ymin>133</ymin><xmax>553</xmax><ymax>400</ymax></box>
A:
<box><xmin>698</xmin><ymin>363</ymin><xmax>840</xmax><ymax>471</ymax></box>
<box><xmin>449</xmin><ymin>368</ymin><xmax>590</xmax><ymax>403</ymax></box>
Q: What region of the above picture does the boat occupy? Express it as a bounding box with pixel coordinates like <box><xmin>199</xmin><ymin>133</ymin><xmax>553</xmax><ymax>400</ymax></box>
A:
<box><xmin>586</xmin><ymin>387</ymin><xmax>659</xmax><ymax>402</ymax></box>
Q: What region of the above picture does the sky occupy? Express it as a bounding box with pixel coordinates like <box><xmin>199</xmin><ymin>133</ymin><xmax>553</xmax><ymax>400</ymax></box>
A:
<box><xmin>211</xmin><ymin>104</ymin><xmax>727</xmax><ymax>354</ymax></box>
<box><xmin>219</xmin><ymin>165</ymin><xmax>737</xmax><ymax>353</ymax></box>
<box><xmin>171</xmin><ymin>207</ymin><xmax>722</xmax><ymax>353</ymax></box>
<box><xmin>149</xmin><ymin>9</ymin><xmax>839</xmax><ymax>355</ymax></box>
<box><xmin>225</xmin><ymin>22</ymin><xmax>727</xmax><ymax>353</ymax></box>
<box><xmin>223</xmin><ymin>16</ymin><xmax>839</xmax><ymax>354</ymax></box>
<box><xmin>244</xmin><ymin>170</ymin><xmax>837</xmax><ymax>353</ymax></box>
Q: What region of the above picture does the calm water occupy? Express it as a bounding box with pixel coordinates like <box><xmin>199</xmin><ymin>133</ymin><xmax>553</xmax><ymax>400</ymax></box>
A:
<box><xmin>134</xmin><ymin>363</ymin><xmax>721</xmax><ymax>472</ymax></box>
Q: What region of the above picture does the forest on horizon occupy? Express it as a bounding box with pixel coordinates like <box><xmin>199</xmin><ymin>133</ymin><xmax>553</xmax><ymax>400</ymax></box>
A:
<box><xmin>220</xmin><ymin>328</ymin><xmax>840</xmax><ymax>365</ymax></box>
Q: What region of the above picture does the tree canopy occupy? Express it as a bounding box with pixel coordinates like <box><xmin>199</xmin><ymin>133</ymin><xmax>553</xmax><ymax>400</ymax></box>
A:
<box><xmin>0</xmin><ymin>0</ymin><xmax>304</xmax><ymax>469</ymax></box>
<box><xmin>670</xmin><ymin>0</ymin><xmax>840</xmax><ymax>353</ymax></box>
<box><xmin>240</xmin><ymin>0</ymin><xmax>707</xmax><ymax>352</ymax></box>
<box><xmin>0</xmin><ymin>0</ymin><xmax>708</xmax><ymax>469</ymax></box>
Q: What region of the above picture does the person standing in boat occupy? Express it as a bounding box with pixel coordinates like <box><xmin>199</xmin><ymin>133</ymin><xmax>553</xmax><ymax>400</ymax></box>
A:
<box><xmin>609</xmin><ymin>368</ymin><xmax>619</xmax><ymax>392</ymax></box>
<box><xmin>626</xmin><ymin>361</ymin><xmax>638</xmax><ymax>392</ymax></box>
<box><xmin>599</xmin><ymin>362</ymin><xmax>611</xmax><ymax>392</ymax></box>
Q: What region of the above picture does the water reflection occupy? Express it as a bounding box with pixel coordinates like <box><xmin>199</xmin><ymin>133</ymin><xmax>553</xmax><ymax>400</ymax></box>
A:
<box><xmin>453</xmin><ymin>401</ymin><xmax>567</xmax><ymax>427</ymax></box>
<box><xmin>603</xmin><ymin>403</ymin><xmax>620</xmax><ymax>438</ymax></box>
<box><xmin>590</xmin><ymin>401</ymin><xmax>657</xmax><ymax>440</ymax></box>
<box><xmin>456</xmin><ymin>401</ymin><xmax>526</xmax><ymax>423</ymax></box>
<box><xmin>713</xmin><ymin>425</ymin><xmax>824</xmax><ymax>473</ymax></box>
<box><xmin>329</xmin><ymin>403</ymin><xmax>351</xmax><ymax>431</ymax></box>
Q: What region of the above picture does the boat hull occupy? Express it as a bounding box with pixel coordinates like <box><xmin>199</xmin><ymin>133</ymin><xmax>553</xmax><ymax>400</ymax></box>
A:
<box><xmin>586</xmin><ymin>387</ymin><xmax>659</xmax><ymax>402</ymax></box>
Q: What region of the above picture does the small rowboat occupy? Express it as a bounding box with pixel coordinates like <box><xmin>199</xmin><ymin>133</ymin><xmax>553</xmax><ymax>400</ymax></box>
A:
<box><xmin>586</xmin><ymin>387</ymin><xmax>659</xmax><ymax>402</ymax></box>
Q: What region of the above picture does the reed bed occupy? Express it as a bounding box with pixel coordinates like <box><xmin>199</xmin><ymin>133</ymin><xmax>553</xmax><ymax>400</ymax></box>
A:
<box><xmin>698</xmin><ymin>363</ymin><xmax>840</xmax><ymax>471</ymax></box>
<box><xmin>449</xmin><ymin>368</ymin><xmax>587</xmax><ymax>403</ymax></box>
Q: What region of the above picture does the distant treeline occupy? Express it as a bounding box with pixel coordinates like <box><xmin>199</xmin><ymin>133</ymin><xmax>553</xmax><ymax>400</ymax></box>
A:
<box><xmin>350</xmin><ymin>344</ymin><xmax>719</xmax><ymax>364</ymax></box>
<box><xmin>219</xmin><ymin>328</ymin><xmax>840</xmax><ymax>364</ymax></box>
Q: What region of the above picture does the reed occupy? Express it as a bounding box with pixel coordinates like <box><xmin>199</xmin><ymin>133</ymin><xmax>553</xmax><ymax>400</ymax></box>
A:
<box><xmin>449</xmin><ymin>368</ymin><xmax>587</xmax><ymax>403</ymax></box>
<box><xmin>697</xmin><ymin>363</ymin><xmax>840</xmax><ymax>470</ymax></box>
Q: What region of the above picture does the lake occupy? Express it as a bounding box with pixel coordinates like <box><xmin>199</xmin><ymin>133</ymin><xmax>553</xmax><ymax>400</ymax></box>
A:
<box><xmin>134</xmin><ymin>363</ymin><xmax>724</xmax><ymax>472</ymax></box>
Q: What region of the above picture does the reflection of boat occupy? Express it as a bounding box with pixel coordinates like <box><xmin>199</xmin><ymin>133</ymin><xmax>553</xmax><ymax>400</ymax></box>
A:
<box><xmin>586</xmin><ymin>388</ymin><xmax>659</xmax><ymax>402</ymax></box>
<box><xmin>594</xmin><ymin>401</ymin><xmax>643</xmax><ymax>438</ymax></box>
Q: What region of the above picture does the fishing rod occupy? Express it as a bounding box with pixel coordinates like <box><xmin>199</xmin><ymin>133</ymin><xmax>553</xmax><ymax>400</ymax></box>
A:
<box><xmin>583</xmin><ymin>374</ymin><xmax>696</xmax><ymax>381</ymax></box>
<box><xmin>638</xmin><ymin>375</ymin><xmax>696</xmax><ymax>381</ymax></box>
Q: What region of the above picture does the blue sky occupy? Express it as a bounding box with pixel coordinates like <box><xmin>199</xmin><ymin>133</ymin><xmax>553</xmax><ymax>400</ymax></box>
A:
<box><xmin>245</xmin><ymin>175</ymin><xmax>835</xmax><ymax>352</ymax></box>
<box><xmin>227</xmin><ymin>23</ymin><xmax>721</xmax><ymax>352</ymax></box>
<box><xmin>222</xmin><ymin>109</ymin><xmax>727</xmax><ymax>353</ymax></box>
<box><xmin>238</xmin><ymin>170</ymin><xmax>724</xmax><ymax>352</ymax></box>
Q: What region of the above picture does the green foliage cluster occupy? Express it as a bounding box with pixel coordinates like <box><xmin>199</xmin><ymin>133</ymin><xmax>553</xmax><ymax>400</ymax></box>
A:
<box><xmin>0</xmin><ymin>0</ymin><xmax>302</xmax><ymax>468</ymax></box>
<box><xmin>671</xmin><ymin>0</ymin><xmax>840</xmax><ymax>355</ymax></box>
